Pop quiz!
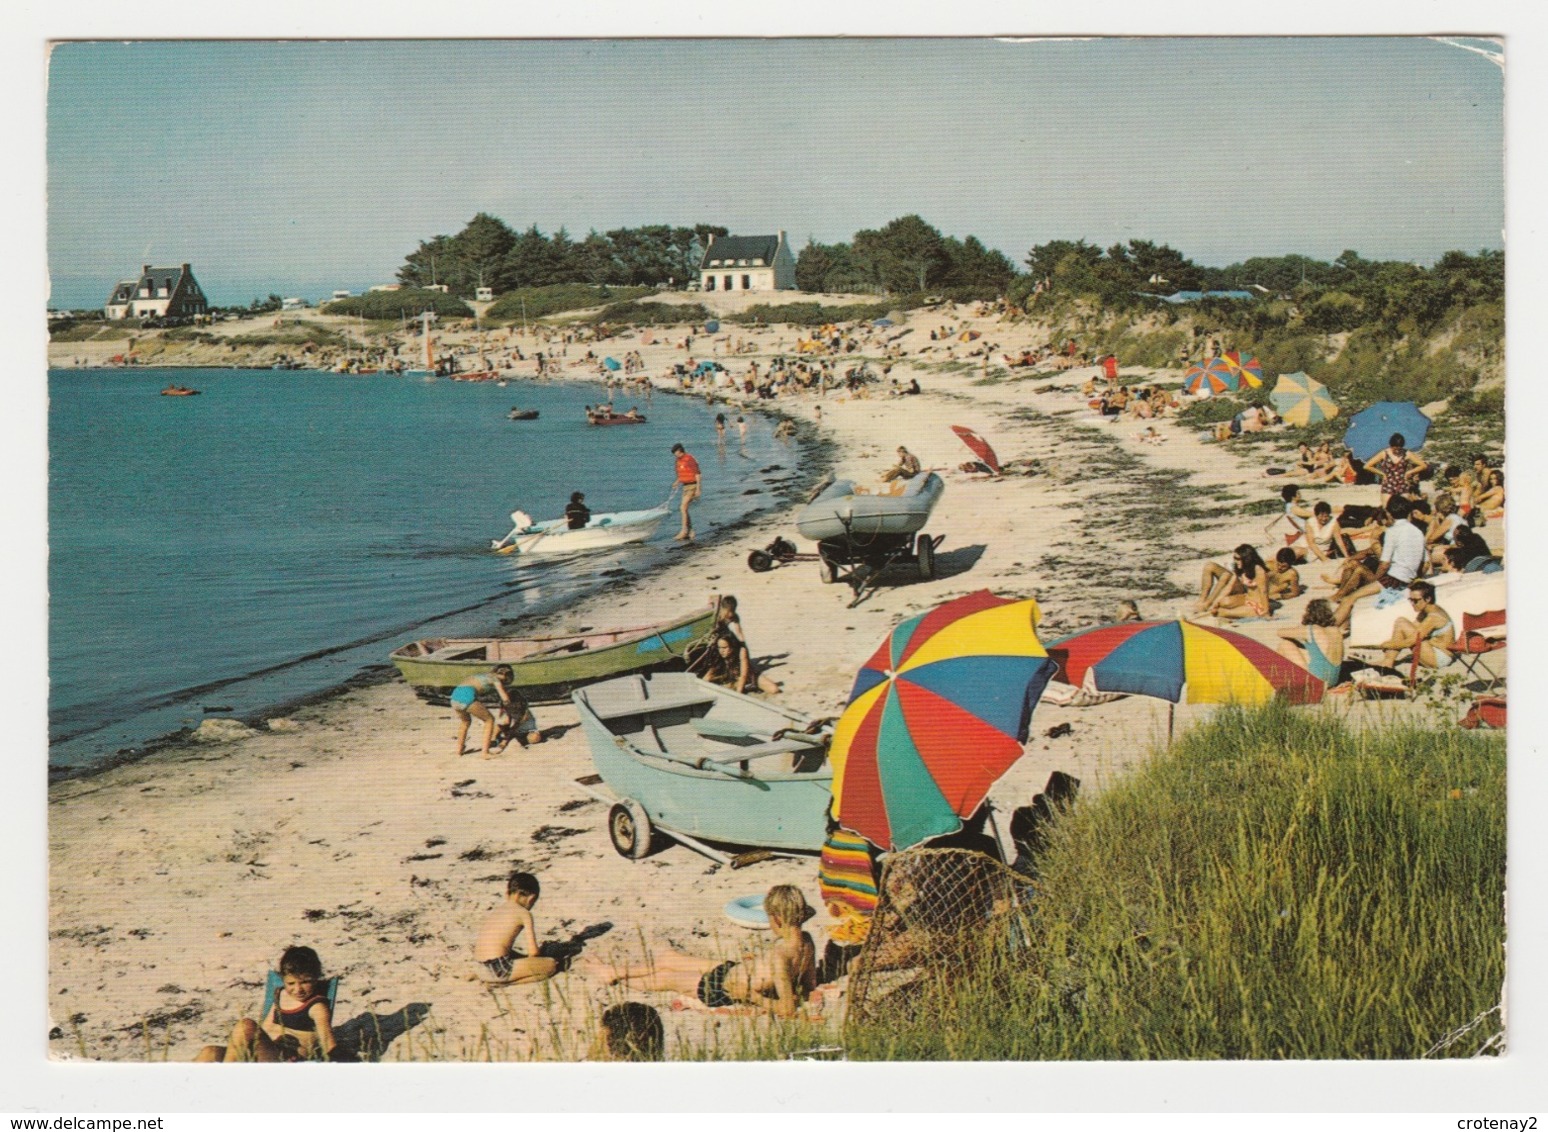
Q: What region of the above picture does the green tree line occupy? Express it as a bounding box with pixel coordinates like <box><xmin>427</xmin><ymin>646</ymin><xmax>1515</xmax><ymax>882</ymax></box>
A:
<box><xmin>397</xmin><ymin>213</ymin><xmax>728</xmax><ymax>294</ymax></box>
<box><xmin>396</xmin><ymin>212</ymin><xmax>1501</xmax><ymax>341</ymax></box>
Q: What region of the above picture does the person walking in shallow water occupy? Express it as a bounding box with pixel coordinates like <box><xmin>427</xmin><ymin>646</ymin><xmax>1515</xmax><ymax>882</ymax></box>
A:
<box><xmin>669</xmin><ymin>442</ymin><xmax>701</xmax><ymax>542</ymax></box>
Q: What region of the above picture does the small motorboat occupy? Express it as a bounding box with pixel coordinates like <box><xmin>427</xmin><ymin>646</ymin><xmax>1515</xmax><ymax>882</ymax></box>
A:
<box><xmin>572</xmin><ymin>672</ymin><xmax>833</xmax><ymax>860</ymax></box>
<box><xmin>160</xmin><ymin>385</ymin><xmax>201</xmax><ymax>396</ymax></box>
<box><xmin>492</xmin><ymin>506</ymin><xmax>669</xmax><ymax>556</ymax></box>
<box><xmin>507</xmin><ymin>408</ymin><xmax>540</xmax><ymax>421</ymax></box>
<box><xmin>587</xmin><ymin>410</ymin><xmax>646</xmax><ymax>426</ymax></box>
<box><xmin>389</xmin><ymin>600</ymin><xmax>718</xmax><ymax>704</ymax></box>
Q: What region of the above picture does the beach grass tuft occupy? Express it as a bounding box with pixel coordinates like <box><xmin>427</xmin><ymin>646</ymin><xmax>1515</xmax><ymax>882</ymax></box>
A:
<box><xmin>842</xmin><ymin>702</ymin><xmax>1505</xmax><ymax>1060</ymax></box>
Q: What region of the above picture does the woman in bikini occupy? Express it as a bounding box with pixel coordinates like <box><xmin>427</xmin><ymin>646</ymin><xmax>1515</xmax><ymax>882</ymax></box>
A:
<box><xmin>195</xmin><ymin>946</ymin><xmax>338</xmax><ymax>1062</ymax></box>
<box><xmin>582</xmin><ymin>886</ymin><xmax>818</xmax><ymax>1018</ymax></box>
<box><xmin>1194</xmin><ymin>545</ymin><xmax>1272</xmax><ymax>619</ymax></box>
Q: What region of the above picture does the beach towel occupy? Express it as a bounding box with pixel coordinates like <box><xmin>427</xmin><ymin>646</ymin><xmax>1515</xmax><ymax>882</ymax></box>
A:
<box><xmin>819</xmin><ymin>828</ymin><xmax>879</xmax><ymax>938</ymax></box>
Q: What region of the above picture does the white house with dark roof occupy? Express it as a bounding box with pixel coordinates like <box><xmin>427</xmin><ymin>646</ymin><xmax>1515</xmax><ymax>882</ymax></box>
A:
<box><xmin>104</xmin><ymin>263</ymin><xmax>210</xmax><ymax>320</ymax></box>
<box><xmin>698</xmin><ymin>232</ymin><xmax>797</xmax><ymax>292</ymax></box>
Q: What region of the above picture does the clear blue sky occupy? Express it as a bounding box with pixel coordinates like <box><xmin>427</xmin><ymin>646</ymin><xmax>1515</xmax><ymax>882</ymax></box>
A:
<box><xmin>47</xmin><ymin>37</ymin><xmax>1503</xmax><ymax>309</ymax></box>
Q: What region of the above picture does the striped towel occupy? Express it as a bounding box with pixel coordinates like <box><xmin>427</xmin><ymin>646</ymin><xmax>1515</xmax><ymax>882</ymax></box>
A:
<box><xmin>819</xmin><ymin>829</ymin><xmax>878</xmax><ymax>920</ymax></box>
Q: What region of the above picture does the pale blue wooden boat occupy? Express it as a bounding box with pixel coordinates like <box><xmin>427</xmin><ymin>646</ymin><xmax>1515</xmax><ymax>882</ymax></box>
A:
<box><xmin>572</xmin><ymin>672</ymin><xmax>833</xmax><ymax>859</ymax></box>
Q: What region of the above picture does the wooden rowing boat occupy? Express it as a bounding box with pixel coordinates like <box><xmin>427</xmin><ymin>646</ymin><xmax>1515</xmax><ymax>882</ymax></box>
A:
<box><xmin>389</xmin><ymin>600</ymin><xmax>718</xmax><ymax>704</ymax></box>
<box><xmin>572</xmin><ymin>672</ymin><xmax>832</xmax><ymax>857</ymax></box>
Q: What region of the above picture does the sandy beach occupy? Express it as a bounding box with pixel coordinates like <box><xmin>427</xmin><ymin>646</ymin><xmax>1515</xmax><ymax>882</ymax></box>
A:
<box><xmin>46</xmin><ymin>299</ymin><xmax>1503</xmax><ymax>1063</ymax></box>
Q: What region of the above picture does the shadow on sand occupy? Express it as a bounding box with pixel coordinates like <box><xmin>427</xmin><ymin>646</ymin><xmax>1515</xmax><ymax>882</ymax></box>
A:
<box><xmin>334</xmin><ymin>1003</ymin><xmax>432</xmax><ymax>1062</ymax></box>
<box><xmin>536</xmin><ymin>921</ymin><xmax>614</xmax><ymax>973</ymax></box>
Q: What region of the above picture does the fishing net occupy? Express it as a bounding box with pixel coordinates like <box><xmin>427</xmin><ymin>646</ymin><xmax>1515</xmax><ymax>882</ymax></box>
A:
<box><xmin>843</xmin><ymin>848</ymin><xmax>1036</xmax><ymax>1030</ymax></box>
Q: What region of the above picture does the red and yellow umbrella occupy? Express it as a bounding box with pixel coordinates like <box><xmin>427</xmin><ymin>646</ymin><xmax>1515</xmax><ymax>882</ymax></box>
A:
<box><xmin>829</xmin><ymin>591</ymin><xmax>1054</xmax><ymax>851</ymax></box>
<box><xmin>1223</xmin><ymin>350</ymin><xmax>1265</xmax><ymax>388</ymax></box>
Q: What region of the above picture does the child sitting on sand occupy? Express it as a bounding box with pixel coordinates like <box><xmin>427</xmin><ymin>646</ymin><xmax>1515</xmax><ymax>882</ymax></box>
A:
<box><xmin>594</xmin><ymin>1003</ymin><xmax>665</xmax><ymax>1061</ymax></box>
<box><xmin>582</xmin><ymin>885</ymin><xmax>818</xmax><ymax>1018</ymax></box>
<box><xmin>195</xmin><ymin>945</ymin><xmax>339</xmax><ymax>1062</ymax></box>
<box><xmin>473</xmin><ymin>871</ymin><xmax>559</xmax><ymax>986</ymax></box>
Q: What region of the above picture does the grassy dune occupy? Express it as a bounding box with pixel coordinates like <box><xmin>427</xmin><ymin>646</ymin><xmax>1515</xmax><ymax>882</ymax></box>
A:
<box><xmin>843</xmin><ymin>703</ymin><xmax>1505</xmax><ymax>1060</ymax></box>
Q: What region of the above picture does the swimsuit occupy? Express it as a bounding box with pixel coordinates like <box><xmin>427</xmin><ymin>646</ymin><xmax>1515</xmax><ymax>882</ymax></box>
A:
<box><xmin>697</xmin><ymin>960</ymin><xmax>738</xmax><ymax>1007</ymax></box>
<box><xmin>1303</xmin><ymin>634</ymin><xmax>1342</xmax><ymax>686</ymax></box>
<box><xmin>1376</xmin><ymin>453</ymin><xmax>1415</xmax><ymax>498</ymax></box>
<box><xmin>275</xmin><ymin>994</ymin><xmax>326</xmax><ymax>1031</ymax></box>
<box><xmin>452</xmin><ymin>672</ymin><xmax>502</xmax><ymax>710</ymax></box>
<box><xmin>482</xmin><ymin>953</ymin><xmax>520</xmax><ymax>980</ymax></box>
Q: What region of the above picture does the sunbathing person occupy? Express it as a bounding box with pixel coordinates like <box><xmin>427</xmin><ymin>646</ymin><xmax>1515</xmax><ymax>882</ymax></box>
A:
<box><xmin>582</xmin><ymin>886</ymin><xmax>818</xmax><ymax>1018</ymax></box>
<box><xmin>1334</xmin><ymin>497</ymin><xmax>1428</xmax><ymax>628</ymax></box>
<box><xmin>1305</xmin><ymin>447</ymin><xmax>1365</xmax><ymax>486</ymax></box>
<box><xmin>1266</xmin><ymin>547</ymin><xmax>1304</xmax><ymax>602</ymax></box>
<box><xmin>1269</xmin><ymin>484</ymin><xmax>1315</xmax><ymax>548</ymax></box>
<box><xmin>1194</xmin><ymin>544</ymin><xmax>1272</xmax><ymax>619</ymax></box>
<box><xmin>880</xmin><ymin>446</ymin><xmax>922</xmax><ymax>483</ymax></box>
<box><xmin>1277</xmin><ymin>598</ymin><xmax>1345</xmax><ymax>687</ymax></box>
<box><xmin>1475</xmin><ymin>469</ymin><xmax>1505</xmax><ymax>516</ymax></box>
<box><xmin>1377</xmin><ymin>580</ymin><xmax>1455</xmax><ymax>671</ymax></box>
<box><xmin>1303</xmin><ymin>501</ymin><xmax>1355</xmax><ymax>566</ymax></box>
<box><xmin>473</xmin><ymin>870</ymin><xmax>559</xmax><ymax>986</ymax></box>
<box><xmin>195</xmin><ymin>946</ymin><xmax>338</xmax><ymax>1062</ymax></box>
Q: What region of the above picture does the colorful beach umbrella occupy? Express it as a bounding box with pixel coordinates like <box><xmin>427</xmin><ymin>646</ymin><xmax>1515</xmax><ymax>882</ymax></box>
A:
<box><xmin>1270</xmin><ymin>371</ymin><xmax>1339</xmax><ymax>427</ymax></box>
<box><xmin>828</xmin><ymin>591</ymin><xmax>1056</xmax><ymax>852</ymax></box>
<box><xmin>950</xmin><ymin>425</ymin><xmax>1002</xmax><ymax>475</ymax></box>
<box><xmin>1343</xmin><ymin>401</ymin><xmax>1432</xmax><ymax>462</ymax></box>
<box><xmin>1223</xmin><ymin>350</ymin><xmax>1265</xmax><ymax>388</ymax></box>
<box><xmin>1047</xmin><ymin>619</ymin><xmax>1324</xmax><ymax>707</ymax></box>
<box><xmin>603</xmin><ymin>356</ymin><xmax>621</xmax><ymax>371</ymax></box>
<box><xmin>1184</xmin><ymin>357</ymin><xmax>1239</xmax><ymax>397</ymax></box>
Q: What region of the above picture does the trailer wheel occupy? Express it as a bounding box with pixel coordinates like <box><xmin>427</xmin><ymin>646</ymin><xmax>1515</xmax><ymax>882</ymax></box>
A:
<box><xmin>916</xmin><ymin>533</ymin><xmax>936</xmax><ymax>580</ymax></box>
<box><xmin>608</xmin><ymin>800</ymin><xmax>657</xmax><ymax>860</ymax></box>
<box><xmin>818</xmin><ymin>553</ymin><xmax>839</xmax><ymax>585</ymax></box>
<box><xmin>747</xmin><ymin>549</ymin><xmax>774</xmax><ymax>572</ymax></box>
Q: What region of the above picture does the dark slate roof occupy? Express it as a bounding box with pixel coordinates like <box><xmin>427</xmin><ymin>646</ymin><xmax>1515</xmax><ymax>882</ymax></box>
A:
<box><xmin>701</xmin><ymin>235</ymin><xmax>779</xmax><ymax>268</ymax></box>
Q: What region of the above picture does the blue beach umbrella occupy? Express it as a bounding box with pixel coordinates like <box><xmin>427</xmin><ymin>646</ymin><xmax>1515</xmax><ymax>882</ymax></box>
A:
<box><xmin>704</xmin><ymin>319</ymin><xmax>720</xmax><ymax>333</ymax></box>
<box><xmin>1343</xmin><ymin>401</ymin><xmax>1431</xmax><ymax>462</ymax></box>
<box><xmin>603</xmin><ymin>356</ymin><xmax>621</xmax><ymax>371</ymax></box>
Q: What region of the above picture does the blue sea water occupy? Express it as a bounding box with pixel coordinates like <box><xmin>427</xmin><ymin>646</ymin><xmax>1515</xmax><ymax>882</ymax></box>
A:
<box><xmin>48</xmin><ymin>367</ymin><xmax>811</xmax><ymax>775</ymax></box>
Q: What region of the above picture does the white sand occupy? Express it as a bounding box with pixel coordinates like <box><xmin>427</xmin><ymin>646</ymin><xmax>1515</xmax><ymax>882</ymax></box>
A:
<box><xmin>46</xmin><ymin>299</ymin><xmax>1498</xmax><ymax>1063</ymax></box>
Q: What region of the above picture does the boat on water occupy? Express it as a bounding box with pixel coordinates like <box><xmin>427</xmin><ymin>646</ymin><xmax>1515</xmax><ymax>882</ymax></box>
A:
<box><xmin>492</xmin><ymin>506</ymin><xmax>669</xmax><ymax>556</ymax></box>
<box><xmin>795</xmin><ymin>472</ymin><xmax>945</xmax><ymax>542</ymax></box>
<box><xmin>587</xmin><ymin>410</ymin><xmax>646</xmax><ymax>426</ymax></box>
<box><xmin>572</xmin><ymin>672</ymin><xmax>833</xmax><ymax>858</ymax></box>
<box><xmin>507</xmin><ymin>408</ymin><xmax>540</xmax><ymax>421</ymax></box>
<box><xmin>1348</xmin><ymin>569</ymin><xmax>1506</xmax><ymax>648</ymax></box>
<box><xmin>160</xmin><ymin>385</ymin><xmax>201</xmax><ymax>396</ymax></box>
<box><xmin>389</xmin><ymin>600</ymin><xmax>718</xmax><ymax>705</ymax></box>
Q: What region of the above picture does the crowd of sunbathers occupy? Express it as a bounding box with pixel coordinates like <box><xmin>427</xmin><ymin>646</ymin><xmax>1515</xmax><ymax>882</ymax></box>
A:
<box><xmin>194</xmin><ymin>874</ymin><xmax>823</xmax><ymax>1063</ymax></box>
<box><xmin>1189</xmin><ymin>433</ymin><xmax>1503</xmax><ymax>689</ymax></box>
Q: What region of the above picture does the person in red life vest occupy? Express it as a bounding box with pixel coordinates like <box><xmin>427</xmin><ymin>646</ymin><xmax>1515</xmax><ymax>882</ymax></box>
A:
<box><xmin>669</xmin><ymin>442</ymin><xmax>701</xmax><ymax>542</ymax></box>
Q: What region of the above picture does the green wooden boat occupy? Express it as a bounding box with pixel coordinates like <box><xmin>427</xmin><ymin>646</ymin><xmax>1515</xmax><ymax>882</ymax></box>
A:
<box><xmin>390</xmin><ymin>599</ymin><xmax>717</xmax><ymax>705</ymax></box>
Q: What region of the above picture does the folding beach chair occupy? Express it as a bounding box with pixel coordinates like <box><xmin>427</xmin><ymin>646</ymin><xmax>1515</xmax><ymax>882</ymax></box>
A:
<box><xmin>1459</xmin><ymin>696</ymin><xmax>1506</xmax><ymax>730</ymax></box>
<box><xmin>260</xmin><ymin>970</ymin><xmax>340</xmax><ymax>1022</ymax></box>
<box><xmin>1453</xmin><ymin>609</ymin><xmax>1506</xmax><ymax>691</ymax></box>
